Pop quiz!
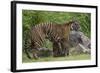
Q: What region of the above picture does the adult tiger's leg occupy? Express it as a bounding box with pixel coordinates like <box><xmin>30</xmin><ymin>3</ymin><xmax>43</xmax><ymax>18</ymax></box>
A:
<box><xmin>61</xmin><ymin>40</ymin><xmax>69</xmax><ymax>56</ymax></box>
<box><xmin>31</xmin><ymin>42</ymin><xmax>40</xmax><ymax>59</ymax></box>
<box><xmin>32</xmin><ymin>49</ymin><xmax>39</xmax><ymax>59</ymax></box>
<box><xmin>53</xmin><ymin>42</ymin><xmax>62</xmax><ymax>57</ymax></box>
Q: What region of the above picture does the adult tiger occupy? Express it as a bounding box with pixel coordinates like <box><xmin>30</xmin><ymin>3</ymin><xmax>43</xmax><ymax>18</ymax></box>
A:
<box><xmin>25</xmin><ymin>20</ymin><xmax>80</xmax><ymax>59</ymax></box>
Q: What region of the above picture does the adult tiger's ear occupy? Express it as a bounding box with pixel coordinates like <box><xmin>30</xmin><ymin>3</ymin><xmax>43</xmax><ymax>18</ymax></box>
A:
<box><xmin>69</xmin><ymin>20</ymin><xmax>81</xmax><ymax>31</ymax></box>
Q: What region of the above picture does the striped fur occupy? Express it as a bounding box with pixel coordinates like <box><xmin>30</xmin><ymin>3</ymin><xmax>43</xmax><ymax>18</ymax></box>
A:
<box><xmin>26</xmin><ymin>21</ymin><xmax>80</xmax><ymax>59</ymax></box>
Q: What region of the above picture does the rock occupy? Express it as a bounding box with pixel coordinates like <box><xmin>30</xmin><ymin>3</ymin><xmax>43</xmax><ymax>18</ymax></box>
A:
<box><xmin>78</xmin><ymin>31</ymin><xmax>91</xmax><ymax>49</ymax></box>
<box><xmin>69</xmin><ymin>31</ymin><xmax>82</xmax><ymax>47</ymax></box>
<box><xmin>37</xmin><ymin>48</ymin><xmax>53</xmax><ymax>57</ymax></box>
<box><xmin>69</xmin><ymin>31</ymin><xmax>91</xmax><ymax>55</ymax></box>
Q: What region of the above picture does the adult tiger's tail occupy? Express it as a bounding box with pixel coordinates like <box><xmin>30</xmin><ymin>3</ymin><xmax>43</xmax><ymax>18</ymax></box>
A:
<box><xmin>24</xmin><ymin>48</ymin><xmax>31</xmax><ymax>59</ymax></box>
<box><xmin>23</xmin><ymin>29</ymin><xmax>32</xmax><ymax>59</ymax></box>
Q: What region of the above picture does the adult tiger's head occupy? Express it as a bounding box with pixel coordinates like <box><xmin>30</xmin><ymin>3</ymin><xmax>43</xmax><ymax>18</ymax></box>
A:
<box><xmin>67</xmin><ymin>20</ymin><xmax>81</xmax><ymax>31</ymax></box>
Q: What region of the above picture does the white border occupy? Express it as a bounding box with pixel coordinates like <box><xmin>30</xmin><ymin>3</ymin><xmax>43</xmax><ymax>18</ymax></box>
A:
<box><xmin>16</xmin><ymin>3</ymin><xmax>96</xmax><ymax>70</ymax></box>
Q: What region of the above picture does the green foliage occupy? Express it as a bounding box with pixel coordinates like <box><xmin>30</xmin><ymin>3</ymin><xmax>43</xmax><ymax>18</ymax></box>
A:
<box><xmin>22</xmin><ymin>10</ymin><xmax>91</xmax><ymax>37</ymax></box>
<box><xmin>22</xmin><ymin>10</ymin><xmax>91</xmax><ymax>61</ymax></box>
<box><xmin>22</xmin><ymin>52</ymin><xmax>90</xmax><ymax>63</ymax></box>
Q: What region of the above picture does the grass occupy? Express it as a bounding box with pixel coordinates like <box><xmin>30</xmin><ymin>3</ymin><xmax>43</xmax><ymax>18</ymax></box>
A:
<box><xmin>22</xmin><ymin>52</ymin><xmax>91</xmax><ymax>63</ymax></box>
